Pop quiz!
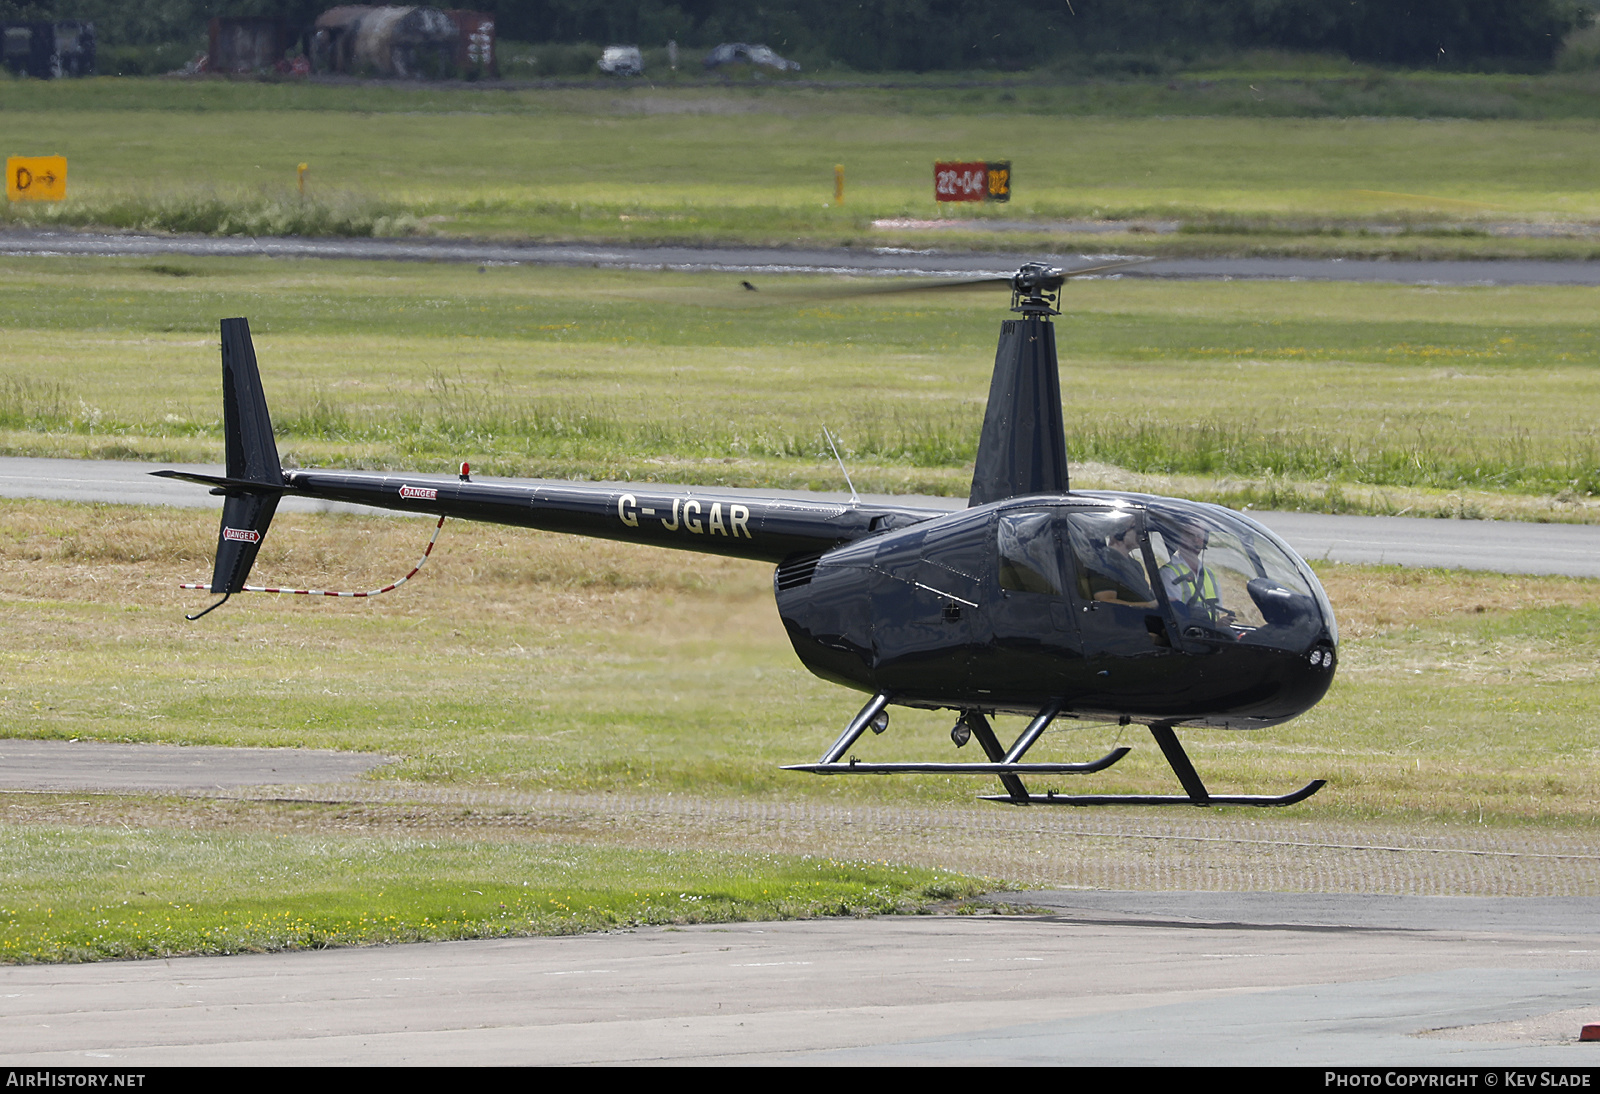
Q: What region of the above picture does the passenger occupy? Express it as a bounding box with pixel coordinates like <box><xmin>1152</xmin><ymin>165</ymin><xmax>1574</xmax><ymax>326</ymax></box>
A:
<box><xmin>1090</xmin><ymin>522</ymin><xmax>1157</xmax><ymax>608</ymax></box>
<box><xmin>1159</xmin><ymin>524</ymin><xmax>1236</xmax><ymax>627</ymax></box>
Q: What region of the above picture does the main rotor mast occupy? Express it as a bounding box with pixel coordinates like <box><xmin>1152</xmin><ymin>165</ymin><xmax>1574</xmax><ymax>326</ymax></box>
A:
<box><xmin>968</xmin><ymin>263</ymin><xmax>1071</xmax><ymax>507</ymax></box>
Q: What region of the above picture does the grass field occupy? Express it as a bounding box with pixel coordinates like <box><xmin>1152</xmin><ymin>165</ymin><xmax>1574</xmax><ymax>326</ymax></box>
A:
<box><xmin>4</xmin><ymin>77</ymin><xmax>1600</xmax><ymax>255</ymax></box>
<box><xmin>0</xmin><ymin>816</ymin><xmax>977</xmax><ymax>963</ymax></box>
<box><xmin>3</xmin><ymin>495</ymin><xmax>1599</xmax><ymax>958</ymax></box>
<box><xmin>0</xmin><ymin>256</ymin><xmax>1596</xmax><ymax>519</ymax></box>
<box><xmin>3</xmin><ymin>498</ymin><xmax>1597</xmax><ymax>828</ymax></box>
<box><xmin>3</xmin><ymin>72</ymin><xmax>1599</xmax><ymax>961</ymax></box>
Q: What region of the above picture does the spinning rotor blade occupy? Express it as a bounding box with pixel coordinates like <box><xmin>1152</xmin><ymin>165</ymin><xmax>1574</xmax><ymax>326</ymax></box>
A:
<box><xmin>735</xmin><ymin>256</ymin><xmax>1150</xmax><ymax>302</ymax></box>
<box><xmin>1042</xmin><ymin>256</ymin><xmax>1154</xmax><ymax>280</ymax></box>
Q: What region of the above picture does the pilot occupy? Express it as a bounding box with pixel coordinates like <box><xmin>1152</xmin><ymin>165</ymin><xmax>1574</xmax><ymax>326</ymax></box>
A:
<box><xmin>1159</xmin><ymin>524</ymin><xmax>1235</xmax><ymax>627</ymax></box>
<box><xmin>1090</xmin><ymin>522</ymin><xmax>1157</xmax><ymax>609</ymax></box>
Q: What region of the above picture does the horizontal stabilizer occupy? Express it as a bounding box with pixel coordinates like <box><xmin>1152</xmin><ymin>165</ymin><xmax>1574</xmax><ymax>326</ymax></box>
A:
<box><xmin>150</xmin><ymin>469</ymin><xmax>287</xmax><ymax>495</ymax></box>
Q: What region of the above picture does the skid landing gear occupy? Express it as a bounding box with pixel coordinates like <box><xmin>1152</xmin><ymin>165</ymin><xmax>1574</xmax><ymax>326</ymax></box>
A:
<box><xmin>782</xmin><ymin>696</ymin><xmax>1129</xmax><ymax>801</ymax></box>
<box><xmin>987</xmin><ymin>723</ymin><xmax>1325</xmax><ymax>807</ymax></box>
<box><xmin>784</xmin><ymin>696</ymin><xmax>1324</xmax><ymax>807</ymax></box>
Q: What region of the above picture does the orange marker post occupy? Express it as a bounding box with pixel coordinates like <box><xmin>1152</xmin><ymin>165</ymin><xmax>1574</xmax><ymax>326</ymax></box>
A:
<box><xmin>834</xmin><ymin>164</ymin><xmax>844</xmax><ymax>205</ymax></box>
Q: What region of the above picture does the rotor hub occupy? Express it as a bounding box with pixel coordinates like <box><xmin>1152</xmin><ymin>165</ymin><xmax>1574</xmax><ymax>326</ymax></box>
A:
<box><xmin>1010</xmin><ymin>262</ymin><xmax>1064</xmax><ymax>317</ymax></box>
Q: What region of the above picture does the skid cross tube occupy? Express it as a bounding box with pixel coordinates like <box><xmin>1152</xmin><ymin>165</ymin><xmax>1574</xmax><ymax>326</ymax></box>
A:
<box><xmin>1149</xmin><ymin>723</ymin><xmax>1209</xmax><ymax>803</ymax></box>
<box><xmin>965</xmin><ymin>710</ymin><xmax>1031</xmax><ymax>804</ymax></box>
<box><xmin>1003</xmin><ymin>700</ymin><xmax>1063</xmax><ymax>764</ymax></box>
<box><xmin>818</xmin><ymin>691</ymin><xmax>891</xmax><ymax>765</ymax></box>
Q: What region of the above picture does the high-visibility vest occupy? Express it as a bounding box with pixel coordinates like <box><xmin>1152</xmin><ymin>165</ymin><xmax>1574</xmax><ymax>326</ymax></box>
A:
<box><xmin>1162</xmin><ymin>557</ymin><xmax>1221</xmax><ymax>613</ymax></box>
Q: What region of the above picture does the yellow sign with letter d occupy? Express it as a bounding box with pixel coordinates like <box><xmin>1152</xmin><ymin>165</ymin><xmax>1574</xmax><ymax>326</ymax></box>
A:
<box><xmin>7</xmin><ymin>156</ymin><xmax>67</xmax><ymax>201</ymax></box>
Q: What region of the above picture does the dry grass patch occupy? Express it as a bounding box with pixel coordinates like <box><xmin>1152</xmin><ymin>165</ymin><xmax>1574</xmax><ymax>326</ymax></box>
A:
<box><xmin>1319</xmin><ymin>566</ymin><xmax>1600</xmax><ymax>638</ymax></box>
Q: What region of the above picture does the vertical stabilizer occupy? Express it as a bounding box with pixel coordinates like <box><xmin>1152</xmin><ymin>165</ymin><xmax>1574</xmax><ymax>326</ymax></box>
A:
<box><xmin>210</xmin><ymin>493</ymin><xmax>279</xmax><ymax>595</ymax></box>
<box><xmin>210</xmin><ymin>318</ymin><xmax>283</xmax><ymax>595</ymax></box>
<box><xmin>221</xmin><ymin>317</ymin><xmax>282</xmax><ymax>486</ymax></box>
<box><xmin>967</xmin><ymin>314</ymin><xmax>1069</xmax><ymax>507</ymax></box>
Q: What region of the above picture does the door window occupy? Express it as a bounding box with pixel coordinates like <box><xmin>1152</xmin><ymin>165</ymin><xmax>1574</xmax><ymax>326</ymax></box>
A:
<box><xmin>996</xmin><ymin>510</ymin><xmax>1065</xmax><ymax>596</ymax></box>
<box><xmin>1061</xmin><ymin>508</ymin><xmax>1159</xmax><ymax>609</ymax></box>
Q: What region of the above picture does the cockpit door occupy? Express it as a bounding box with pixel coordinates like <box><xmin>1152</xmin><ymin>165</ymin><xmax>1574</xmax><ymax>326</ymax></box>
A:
<box><xmin>985</xmin><ymin>508</ymin><xmax>1082</xmax><ymax>690</ymax></box>
<box><xmin>1060</xmin><ymin>508</ymin><xmax>1176</xmax><ymax>661</ymax></box>
<box><xmin>868</xmin><ymin>511</ymin><xmax>989</xmax><ymax>694</ymax></box>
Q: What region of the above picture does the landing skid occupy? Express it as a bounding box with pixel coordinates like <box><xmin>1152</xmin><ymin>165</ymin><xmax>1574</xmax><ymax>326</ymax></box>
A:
<box><xmin>790</xmin><ymin>694</ymin><xmax>1325</xmax><ymax>807</ymax></box>
<box><xmin>783</xmin><ymin>748</ymin><xmax>1130</xmax><ymax>776</ymax></box>
<box><xmin>982</xmin><ymin>781</ymin><xmax>1326</xmax><ymax>807</ymax></box>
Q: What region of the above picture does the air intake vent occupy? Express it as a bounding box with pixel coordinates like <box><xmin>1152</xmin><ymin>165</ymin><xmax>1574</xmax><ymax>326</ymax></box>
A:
<box><xmin>775</xmin><ymin>551</ymin><xmax>824</xmax><ymax>591</ymax></box>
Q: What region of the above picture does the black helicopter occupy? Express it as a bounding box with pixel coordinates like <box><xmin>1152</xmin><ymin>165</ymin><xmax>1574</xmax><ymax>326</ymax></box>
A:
<box><xmin>158</xmin><ymin>262</ymin><xmax>1338</xmax><ymax>807</ymax></box>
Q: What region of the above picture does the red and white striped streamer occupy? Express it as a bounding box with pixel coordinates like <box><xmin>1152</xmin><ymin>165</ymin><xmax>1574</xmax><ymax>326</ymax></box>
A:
<box><xmin>182</xmin><ymin>515</ymin><xmax>446</xmax><ymax>598</ymax></box>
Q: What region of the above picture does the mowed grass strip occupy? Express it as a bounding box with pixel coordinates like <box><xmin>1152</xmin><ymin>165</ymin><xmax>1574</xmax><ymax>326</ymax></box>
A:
<box><xmin>2</xmin><ymin>257</ymin><xmax>1599</xmax><ymax>515</ymax></box>
<box><xmin>2</xmin><ymin>498</ymin><xmax>1598</xmax><ymax>826</ymax></box>
<box><xmin>3</xmin><ymin>81</ymin><xmax>1600</xmax><ymax>250</ymax></box>
<box><xmin>0</xmin><ymin>818</ymin><xmax>980</xmax><ymax>963</ymax></box>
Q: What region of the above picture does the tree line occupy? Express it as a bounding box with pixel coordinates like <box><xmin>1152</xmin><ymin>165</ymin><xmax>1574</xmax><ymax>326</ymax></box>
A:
<box><xmin>3</xmin><ymin>0</ymin><xmax>1592</xmax><ymax>70</ymax></box>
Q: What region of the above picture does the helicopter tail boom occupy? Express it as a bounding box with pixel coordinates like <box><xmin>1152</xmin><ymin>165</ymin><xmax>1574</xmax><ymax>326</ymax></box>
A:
<box><xmin>156</xmin><ymin>317</ymin><xmax>949</xmax><ymax>609</ymax></box>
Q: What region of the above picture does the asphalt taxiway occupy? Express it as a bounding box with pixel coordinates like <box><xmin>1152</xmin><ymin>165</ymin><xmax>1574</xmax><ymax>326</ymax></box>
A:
<box><xmin>2</xmin><ymin>894</ymin><xmax>1597</xmax><ymax>1065</ymax></box>
<box><xmin>0</xmin><ymin>738</ymin><xmax>392</xmax><ymax>792</ymax></box>
<box><xmin>9</xmin><ymin>227</ymin><xmax>1600</xmax><ymax>286</ymax></box>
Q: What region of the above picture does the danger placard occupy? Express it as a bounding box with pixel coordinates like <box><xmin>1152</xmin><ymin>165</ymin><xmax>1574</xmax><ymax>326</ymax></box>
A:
<box><xmin>7</xmin><ymin>156</ymin><xmax>67</xmax><ymax>202</ymax></box>
<box><xmin>934</xmin><ymin>160</ymin><xmax>1010</xmax><ymax>203</ymax></box>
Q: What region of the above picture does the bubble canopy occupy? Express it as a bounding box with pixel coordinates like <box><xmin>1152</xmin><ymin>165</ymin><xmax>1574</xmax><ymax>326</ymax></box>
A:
<box><xmin>1138</xmin><ymin>499</ymin><xmax>1337</xmax><ymax>650</ymax></box>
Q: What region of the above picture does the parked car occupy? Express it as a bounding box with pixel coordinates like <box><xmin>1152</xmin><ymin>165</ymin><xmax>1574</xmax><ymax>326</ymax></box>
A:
<box><xmin>702</xmin><ymin>42</ymin><xmax>799</xmax><ymax>72</ymax></box>
<box><xmin>598</xmin><ymin>45</ymin><xmax>642</xmax><ymax>75</ymax></box>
